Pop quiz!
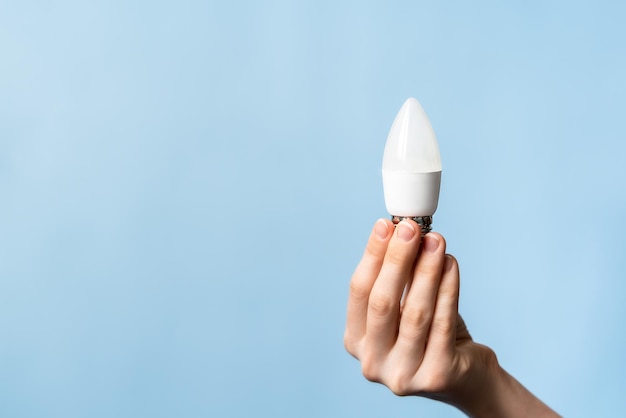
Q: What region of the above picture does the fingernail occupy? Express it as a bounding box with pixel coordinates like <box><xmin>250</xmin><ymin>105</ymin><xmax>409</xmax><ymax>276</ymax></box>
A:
<box><xmin>444</xmin><ymin>255</ymin><xmax>454</xmax><ymax>272</ymax></box>
<box><xmin>397</xmin><ymin>221</ymin><xmax>416</xmax><ymax>242</ymax></box>
<box><xmin>375</xmin><ymin>219</ymin><xmax>389</xmax><ymax>240</ymax></box>
<box><xmin>423</xmin><ymin>234</ymin><xmax>439</xmax><ymax>253</ymax></box>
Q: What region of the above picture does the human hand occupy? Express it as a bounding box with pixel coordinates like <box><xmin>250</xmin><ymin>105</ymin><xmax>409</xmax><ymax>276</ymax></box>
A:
<box><xmin>344</xmin><ymin>218</ymin><xmax>489</xmax><ymax>399</ymax></box>
<box><xmin>344</xmin><ymin>219</ymin><xmax>559</xmax><ymax>417</ymax></box>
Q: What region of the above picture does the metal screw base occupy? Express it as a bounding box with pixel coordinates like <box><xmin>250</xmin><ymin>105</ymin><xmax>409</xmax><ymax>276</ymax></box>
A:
<box><xmin>391</xmin><ymin>215</ymin><xmax>433</xmax><ymax>236</ymax></box>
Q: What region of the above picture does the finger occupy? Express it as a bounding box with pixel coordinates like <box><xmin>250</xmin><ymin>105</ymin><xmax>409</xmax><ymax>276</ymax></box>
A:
<box><xmin>345</xmin><ymin>218</ymin><xmax>393</xmax><ymax>356</ymax></box>
<box><xmin>424</xmin><ymin>254</ymin><xmax>460</xmax><ymax>361</ymax></box>
<box><xmin>365</xmin><ymin>220</ymin><xmax>421</xmax><ymax>356</ymax></box>
<box><xmin>455</xmin><ymin>314</ymin><xmax>472</xmax><ymax>342</ymax></box>
<box><xmin>400</xmin><ymin>265</ymin><xmax>416</xmax><ymax>312</ymax></box>
<box><xmin>394</xmin><ymin>233</ymin><xmax>447</xmax><ymax>367</ymax></box>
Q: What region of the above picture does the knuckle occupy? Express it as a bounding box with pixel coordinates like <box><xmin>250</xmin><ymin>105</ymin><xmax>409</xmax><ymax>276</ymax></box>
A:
<box><xmin>430</xmin><ymin>317</ymin><xmax>455</xmax><ymax>335</ymax></box>
<box><xmin>368</xmin><ymin>293</ymin><xmax>396</xmax><ymax>318</ymax></box>
<box><xmin>399</xmin><ymin>306</ymin><xmax>431</xmax><ymax>341</ymax></box>
<box><xmin>349</xmin><ymin>279</ymin><xmax>371</xmax><ymax>305</ymax></box>
<box><xmin>343</xmin><ymin>334</ymin><xmax>357</xmax><ymax>357</ymax></box>
<box><xmin>360</xmin><ymin>355</ymin><xmax>381</xmax><ymax>383</ymax></box>
<box><xmin>415</xmin><ymin>260</ymin><xmax>442</xmax><ymax>279</ymax></box>
<box><xmin>439</xmin><ymin>279</ymin><xmax>458</xmax><ymax>299</ymax></box>
<box><xmin>384</xmin><ymin>247</ymin><xmax>409</xmax><ymax>266</ymax></box>
<box><xmin>387</xmin><ymin>374</ymin><xmax>414</xmax><ymax>397</ymax></box>
<box><xmin>362</xmin><ymin>367</ymin><xmax>380</xmax><ymax>383</ymax></box>
<box><xmin>364</xmin><ymin>240</ymin><xmax>385</xmax><ymax>259</ymax></box>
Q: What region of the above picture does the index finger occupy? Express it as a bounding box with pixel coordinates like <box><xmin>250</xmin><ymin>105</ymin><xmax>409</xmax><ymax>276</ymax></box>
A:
<box><xmin>344</xmin><ymin>219</ymin><xmax>393</xmax><ymax>355</ymax></box>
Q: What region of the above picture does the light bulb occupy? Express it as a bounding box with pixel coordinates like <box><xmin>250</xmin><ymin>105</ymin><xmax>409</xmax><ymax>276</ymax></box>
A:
<box><xmin>382</xmin><ymin>98</ymin><xmax>442</xmax><ymax>234</ymax></box>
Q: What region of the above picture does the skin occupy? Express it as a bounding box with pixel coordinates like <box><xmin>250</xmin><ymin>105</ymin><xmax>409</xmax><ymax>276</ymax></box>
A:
<box><xmin>344</xmin><ymin>218</ymin><xmax>560</xmax><ymax>417</ymax></box>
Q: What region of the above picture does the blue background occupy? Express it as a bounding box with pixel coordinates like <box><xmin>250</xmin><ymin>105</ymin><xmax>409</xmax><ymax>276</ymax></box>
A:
<box><xmin>1</xmin><ymin>1</ymin><xmax>625</xmax><ymax>417</ymax></box>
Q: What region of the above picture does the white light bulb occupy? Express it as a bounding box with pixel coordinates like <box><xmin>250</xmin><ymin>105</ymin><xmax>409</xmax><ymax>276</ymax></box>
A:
<box><xmin>382</xmin><ymin>98</ymin><xmax>442</xmax><ymax>230</ymax></box>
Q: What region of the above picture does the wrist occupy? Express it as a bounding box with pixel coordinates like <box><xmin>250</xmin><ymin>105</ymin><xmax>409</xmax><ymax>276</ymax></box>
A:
<box><xmin>452</xmin><ymin>347</ymin><xmax>512</xmax><ymax>418</ymax></box>
<box><xmin>450</xmin><ymin>343</ymin><xmax>501</xmax><ymax>417</ymax></box>
<box><xmin>448</xmin><ymin>344</ymin><xmax>559</xmax><ymax>418</ymax></box>
<box><xmin>420</xmin><ymin>342</ymin><xmax>498</xmax><ymax>415</ymax></box>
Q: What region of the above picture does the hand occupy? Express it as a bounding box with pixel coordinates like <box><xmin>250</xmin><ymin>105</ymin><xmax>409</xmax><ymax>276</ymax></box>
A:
<box><xmin>344</xmin><ymin>218</ymin><xmax>489</xmax><ymax>399</ymax></box>
<box><xmin>344</xmin><ymin>219</ymin><xmax>559</xmax><ymax>417</ymax></box>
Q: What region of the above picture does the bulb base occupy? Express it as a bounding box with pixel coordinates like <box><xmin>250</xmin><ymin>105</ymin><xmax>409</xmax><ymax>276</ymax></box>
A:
<box><xmin>391</xmin><ymin>215</ymin><xmax>433</xmax><ymax>236</ymax></box>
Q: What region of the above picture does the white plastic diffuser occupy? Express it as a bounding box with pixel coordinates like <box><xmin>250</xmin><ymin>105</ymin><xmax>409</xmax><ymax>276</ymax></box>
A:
<box><xmin>382</xmin><ymin>98</ymin><xmax>441</xmax><ymax>233</ymax></box>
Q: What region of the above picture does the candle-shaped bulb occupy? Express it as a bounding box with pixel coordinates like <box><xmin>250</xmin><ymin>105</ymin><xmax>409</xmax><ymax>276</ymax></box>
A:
<box><xmin>382</xmin><ymin>98</ymin><xmax>442</xmax><ymax>233</ymax></box>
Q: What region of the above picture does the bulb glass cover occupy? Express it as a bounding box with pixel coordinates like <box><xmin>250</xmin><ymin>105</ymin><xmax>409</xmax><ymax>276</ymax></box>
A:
<box><xmin>382</xmin><ymin>98</ymin><xmax>442</xmax><ymax>217</ymax></box>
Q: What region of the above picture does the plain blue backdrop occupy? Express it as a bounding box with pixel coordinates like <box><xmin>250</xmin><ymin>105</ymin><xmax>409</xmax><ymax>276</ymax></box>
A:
<box><xmin>1</xmin><ymin>1</ymin><xmax>625</xmax><ymax>417</ymax></box>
